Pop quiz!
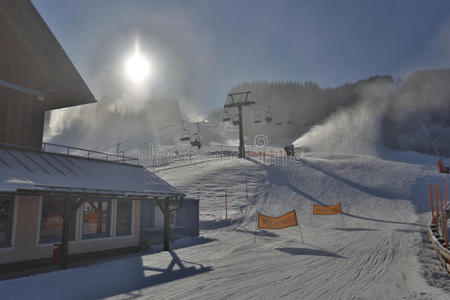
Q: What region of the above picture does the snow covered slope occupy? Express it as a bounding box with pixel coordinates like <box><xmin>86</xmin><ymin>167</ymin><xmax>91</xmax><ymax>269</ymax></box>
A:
<box><xmin>1</xmin><ymin>150</ymin><xmax>449</xmax><ymax>299</ymax></box>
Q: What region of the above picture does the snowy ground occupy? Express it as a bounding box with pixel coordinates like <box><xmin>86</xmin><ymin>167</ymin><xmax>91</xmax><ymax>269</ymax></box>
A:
<box><xmin>1</xmin><ymin>149</ymin><xmax>450</xmax><ymax>299</ymax></box>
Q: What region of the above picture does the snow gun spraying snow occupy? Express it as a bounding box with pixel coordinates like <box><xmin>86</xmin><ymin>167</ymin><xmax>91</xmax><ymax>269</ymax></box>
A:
<box><xmin>284</xmin><ymin>144</ymin><xmax>295</xmax><ymax>157</ymax></box>
<box><xmin>417</xmin><ymin>117</ymin><xmax>449</xmax><ymax>174</ymax></box>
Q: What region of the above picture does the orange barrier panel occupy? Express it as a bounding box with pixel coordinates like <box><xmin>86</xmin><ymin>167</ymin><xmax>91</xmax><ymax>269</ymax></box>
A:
<box><xmin>258</xmin><ymin>210</ymin><xmax>298</xmax><ymax>229</ymax></box>
<box><xmin>313</xmin><ymin>203</ymin><xmax>342</xmax><ymax>215</ymax></box>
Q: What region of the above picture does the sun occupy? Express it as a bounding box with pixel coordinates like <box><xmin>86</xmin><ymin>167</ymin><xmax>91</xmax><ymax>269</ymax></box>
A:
<box><xmin>125</xmin><ymin>41</ymin><xmax>151</xmax><ymax>84</ymax></box>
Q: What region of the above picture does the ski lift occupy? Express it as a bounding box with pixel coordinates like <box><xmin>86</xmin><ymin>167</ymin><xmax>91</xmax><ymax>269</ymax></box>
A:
<box><xmin>222</xmin><ymin>108</ymin><xmax>231</xmax><ymax>122</ymax></box>
<box><xmin>254</xmin><ymin>111</ymin><xmax>262</xmax><ymax>123</ymax></box>
<box><xmin>232</xmin><ymin>114</ymin><xmax>240</xmax><ymax>125</ymax></box>
<box><xmin>275</xmin><ymin>121</ymin><xmax>283</xmax><ymax>125</ymax></box>
<box><xmin>287</xmin><ymin>120</ymin><xmax>293</xmax><ymax>125</ymax></box>
<box><xmin>265</xmin><ymin>106</ymin><xmax>272</xmax><ymax>123</ymax></box>
<box><xmin>180</xmin><ymin>123</ymin><xmax>190</xmax><ymax>141</ymax></box>
<box><xmin>190</xmin><ymin>139</ymin><xmax>201</xmax><ymax>149</ymax></box>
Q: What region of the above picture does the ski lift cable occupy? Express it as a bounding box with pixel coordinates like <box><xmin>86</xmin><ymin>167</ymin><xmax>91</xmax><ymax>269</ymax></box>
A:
<box><xmin>94</xmin><ymin>108</ymin><xmax>216</xmax><ymax>152</ymax></box>
<box><xmin>122</xmin><ymin>127</ymin><xmax>185</xmax><ymax>152</ymax></box>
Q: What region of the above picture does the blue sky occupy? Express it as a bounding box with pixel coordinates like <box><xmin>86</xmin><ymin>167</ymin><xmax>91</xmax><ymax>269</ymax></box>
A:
<box><xmin>32</xmin><ymin>0</ymin><xmax>450</xmax><ymax>111</ymax></box>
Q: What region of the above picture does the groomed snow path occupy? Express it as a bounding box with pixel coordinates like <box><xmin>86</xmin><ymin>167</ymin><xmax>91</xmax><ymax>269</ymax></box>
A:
<box><xmin>1</xmin><ymin>151</ymin><xmax>449</xmax><ymax>299</ymax></box>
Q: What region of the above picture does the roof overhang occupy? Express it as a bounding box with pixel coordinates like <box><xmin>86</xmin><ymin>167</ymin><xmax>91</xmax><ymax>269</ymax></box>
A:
<box><xmin>0</xmin><ymin>146</ymin><xmax>184</xmax><ymax>200</ymax></box>
<box><xmin>0</xmin><ymin>0</ymin><xmax>96</xmax><ymax>110</ymax></box>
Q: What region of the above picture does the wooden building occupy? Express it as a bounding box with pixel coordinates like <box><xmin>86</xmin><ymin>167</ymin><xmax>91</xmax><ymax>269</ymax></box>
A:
<box><xmin>0</xmin><ymin>0</ymin><xmax>95</xmax><ymax>148</ymax></box>
<box><xmin>0</xmin><ymin>0</ymin><xmax>198</xmax><ymax>274</ymax></box>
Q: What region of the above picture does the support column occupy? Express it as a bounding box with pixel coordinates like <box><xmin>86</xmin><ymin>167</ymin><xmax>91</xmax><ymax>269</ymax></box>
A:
<box><xmin>61</xmin><ymin>196</ymin><xmax>71</xmax><ymax>269</ymax></box>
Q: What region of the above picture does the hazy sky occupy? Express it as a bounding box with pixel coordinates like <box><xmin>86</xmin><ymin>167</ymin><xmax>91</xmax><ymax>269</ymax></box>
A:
<box><xmin>32</xmin><ymin>0</ymin><xmax>450</xmax><ymax>112</ymax></box>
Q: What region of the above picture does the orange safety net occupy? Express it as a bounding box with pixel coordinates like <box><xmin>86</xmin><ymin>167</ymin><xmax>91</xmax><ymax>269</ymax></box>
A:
<box><xmin>258</xmin><ymin>210</ymin><xmax>298</xmax><ymax>229</ymax></box>
<box><xmin>313</xmin><ymin>203</ymin><xmax>342</xmax><ymax>215</ymax></box>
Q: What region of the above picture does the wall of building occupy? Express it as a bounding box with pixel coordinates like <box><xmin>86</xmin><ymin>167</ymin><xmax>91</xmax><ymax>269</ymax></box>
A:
<box><xmin>140</xmin><ymin>199</ymin><xmax>199</xmax><ymax>247</ymax></box>
<box><xmin>0</xmin><ymin>195</ymin><xmax>141</xmax><ymax>265</ymax></box>
<box><xmin>0</xmin><ymin>14</ymin><xmax>46</xmax><ymax>148</ymax></box>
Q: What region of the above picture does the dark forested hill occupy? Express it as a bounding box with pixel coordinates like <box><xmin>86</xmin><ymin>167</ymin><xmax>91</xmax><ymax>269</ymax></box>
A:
<box><xmin>226</xmin><ymin>69</ymin><xmax>450</xmax><ymax>157</ymax></box>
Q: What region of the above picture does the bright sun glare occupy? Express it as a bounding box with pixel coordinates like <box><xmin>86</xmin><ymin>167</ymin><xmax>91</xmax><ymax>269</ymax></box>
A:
<box><xmin>125</xmin><ymin>41</ymin><xmax>151</xmax><ymax>84</ymax></box>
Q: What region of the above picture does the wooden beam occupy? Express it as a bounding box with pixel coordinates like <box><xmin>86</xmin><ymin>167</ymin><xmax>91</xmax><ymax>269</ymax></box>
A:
<box><xmin>60</xmin><ymin>195</ymin><xmax>71</xmax><ymax>269</ymax></box>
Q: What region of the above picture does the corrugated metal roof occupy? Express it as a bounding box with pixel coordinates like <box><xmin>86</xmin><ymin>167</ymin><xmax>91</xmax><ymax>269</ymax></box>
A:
<box><xmin>0</xmin><ymin>148</ymin><xmax>182</xmax><ymax>198</ymax></box>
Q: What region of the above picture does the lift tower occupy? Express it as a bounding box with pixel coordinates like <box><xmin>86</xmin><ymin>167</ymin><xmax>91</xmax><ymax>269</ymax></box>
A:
<box><xmin>224</xmin><ymin>91</ymin><xmax>255</xmax><ymax>158</ymax></box>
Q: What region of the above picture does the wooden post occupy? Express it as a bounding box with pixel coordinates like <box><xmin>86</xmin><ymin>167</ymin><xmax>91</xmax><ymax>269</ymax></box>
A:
<box><xmin>156</xmin><ymin>199</ymin><xmax>171</xmax><ymax>251</ymax></box>
<box><xmin>60</xmin><ymin>196</ymin><xmax>71</xmax><ymax>269</ymax></box>
<box><xmin>197</xmin><ymin>196</ymin><xmax>200</xmax><ymax>237</ymax></box>
<box><xmin>430</xmin><ymin>184</ymin><xmax>435</xmax><ymax>224</ymax></box>
<box><xmin>435</xmin><ymin>185</ymin><xmax>440</xmax><ymax>235</ymax></box>
<box><xmin>164</xmin><ymin>201</ymin><xmax>170</xmax><ymax>251</ymax></box>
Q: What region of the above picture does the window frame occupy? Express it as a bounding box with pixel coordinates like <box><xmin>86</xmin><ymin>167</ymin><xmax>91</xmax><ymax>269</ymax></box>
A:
<box><xmin>0</xmin><ymin>194</ymin><xmax>15</xmax><ymax>248</ymax></box>
<box><xmin>38</xmin><ymin>196</ymin><xmax>76</xmax><ymax>245</ymax></box>
<box><xmin>115</xmin><ymin>199</ymin><xmax>133</xmax><ymax>237</ymax></box>
<box><xmin>81</xmin><ymin>198</ymin><xmax>112</xmax><ymax>240</ymax></box>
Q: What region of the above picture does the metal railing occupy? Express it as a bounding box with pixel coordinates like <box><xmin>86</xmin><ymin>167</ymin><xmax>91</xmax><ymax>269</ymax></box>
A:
<box><xmin>42</xmin><ymin>142</ymin><xmax>139</xmax><ymax>165</ymax></box>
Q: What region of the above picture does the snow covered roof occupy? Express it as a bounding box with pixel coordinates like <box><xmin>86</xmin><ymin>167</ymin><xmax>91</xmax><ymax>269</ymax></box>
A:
<box><xmin>0</xmin><ymin>147</ymin><xmax>183</xmax><ymax>199</ymax></box>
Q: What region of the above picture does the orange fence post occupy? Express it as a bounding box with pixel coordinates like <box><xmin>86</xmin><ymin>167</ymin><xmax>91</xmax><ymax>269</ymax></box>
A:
<box><xmin>430</xmin><ymin>184</ymin><xmax>435</xmax><ymax>223</ymax></box>
<box><xmin>446</xmin><ymin>180</ymin><xmax>448</xmax><ymax>209</ymax></box>
<box><xmin>435</xmin><ymin>185</ymin><xmax>440</xmax><ymax>235</ymax></box>
<box><xmin>439</xmin><ymin>185</ymin><xmax>448</xmax><ymax>246</ymax></box>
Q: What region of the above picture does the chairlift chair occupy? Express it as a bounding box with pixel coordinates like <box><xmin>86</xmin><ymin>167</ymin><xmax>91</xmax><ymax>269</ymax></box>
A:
<box><xmin>232</xmin><ymin>114</ymin><xmax>240</xmax><ymax>125</ymax></box>
<box><xmin>222</xmin><ymin>108</ymin><xmax>231</xmax><ymax>122</ymax></box>
<box><xmin>191</xmin><ymin>139</ymin><xmax>201</xmax><ymax>149</ymax></box>
<box><xmin>180</xmin><ymin>127</ymin><xmax>190</xmax><ymax>141</ymax></box>
<box><xmin>265</xmin><ymin>106</ymin><xmax>273</xmax><ymax>123</ymax></box>
<box><xmin>254</xmin><ymin>112</ymin><xmax>262</xmax><ymax>123</ymax></box>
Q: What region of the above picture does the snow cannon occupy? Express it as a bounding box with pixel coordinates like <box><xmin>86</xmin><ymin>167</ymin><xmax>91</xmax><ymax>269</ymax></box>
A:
<box><xmin>284</xmin><ymin>144</ymin><xmax>295</xmax><ymax>157</ymax></box>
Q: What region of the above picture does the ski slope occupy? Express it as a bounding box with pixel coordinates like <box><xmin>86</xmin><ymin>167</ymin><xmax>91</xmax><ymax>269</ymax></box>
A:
<box><xmin>1</xmin><ymin>150</ymin><xmax>450</xmax><ymax>299</ymax></box>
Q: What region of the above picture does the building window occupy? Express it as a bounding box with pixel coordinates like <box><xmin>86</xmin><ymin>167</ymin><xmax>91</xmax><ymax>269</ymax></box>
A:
<box><xmin>116</xmin><ymin>199</ymin><xmax>132</xmax><ymax>236</ymax></box>
<box><xmin>39</xmin><ymin>196</ymin><xmax>76</xmax><ymax>244</ymax></box>
<box><xmin>82</xmin><ymin>199</ymin><xmax>111</xmax><ymax>239</ymax></box>
<box><xmin>0</xmin><ymin>195</ymin><xmax>14</xmax><ymax>247</ymax></box>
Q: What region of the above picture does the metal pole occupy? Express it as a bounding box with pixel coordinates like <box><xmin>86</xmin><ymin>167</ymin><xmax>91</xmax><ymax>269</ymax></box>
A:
<box><xmin>225</xmin><ymin>188</ymin><xmax>228</xmax><ymax>220</ymax></box>
<box><xmin>238</xmin><ymin>106</ymin><xmax>245</xmax><ymax>158</ymax></box>
<box><xmin>246</xmin><ymin>174</ymin><xmax>248</xmax><ymax>201</ymax></box>
<box><xmin>296</xmin><ymin>214</ymin><xmax>304</xmax><ymax>243</ymax></box>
